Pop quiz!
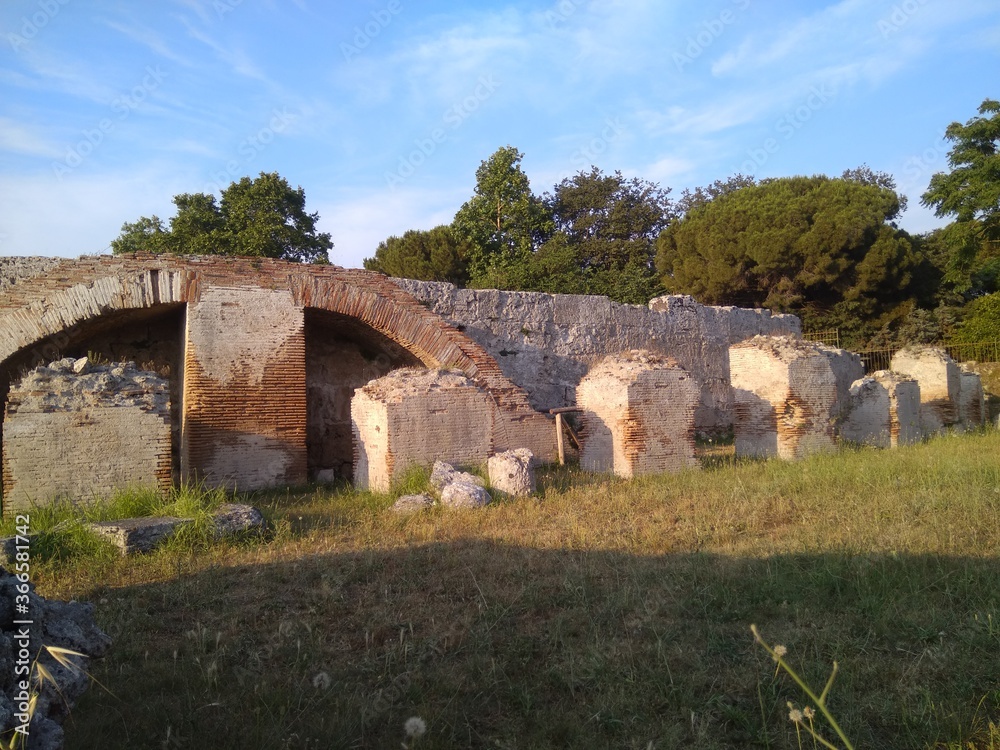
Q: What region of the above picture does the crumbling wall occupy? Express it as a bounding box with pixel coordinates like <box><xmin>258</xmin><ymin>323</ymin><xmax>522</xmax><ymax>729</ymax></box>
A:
<box><xmin>391</xmin><ymin>281</ymin><xmax>801</xmax><ymax>432</ymax></box>
<box><xmin>0</xmin><ymin>256</ymin><xmax>65</xmax><ymax>292</ymax></box>
<box><xmin>730</xmin><ymin>336</ymin><xmax>863</xmax><ymax>460</ymax></box>
<box><xmin>840</xmin><ymin>371</ymin><xmax>921</xmax><ymax>448</ymax></box>
<box><xmin>2</xmin><ymin>359</ymin><xmax>171</xmax><ymax>514</ymax></box>
<box><xmin>182</xmin><ymin>285</ymin><xmax>307</xmax><ymax>490</ymax></box>
<box><xmin>958</xmin><ymin>368</ymin><xmax>986</xmax><ymax>430</ymax></box>
<box><xmin>576</xmin><ymin>351</ymin><xmax>700</xmax><ymax>478</ymax></box>
<box><xmin>890</xmin><ymin>347</ymin><xmax>961</xmax><ymax>435</ymax></box>
<box><xmin>351</xmin><ymin>368</ymin><xmax>496</xmax><ymax>491</ymax></box>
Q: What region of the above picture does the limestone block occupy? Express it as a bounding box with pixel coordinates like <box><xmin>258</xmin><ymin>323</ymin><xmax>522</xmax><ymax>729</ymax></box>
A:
<box><xmin>440</xmin><ymin>480</ymin><xmax>492</xmax><ymax>508</ymax></box>
<box><xmin>352</xmin><ymin>370</ymin><xmax>495</xmax><ymax>492</ymax></box>
<box><xmin>487</xmin><ymin>449</ymin><xmax>536</xmax><ymax>496</ymax></box>
<box><xmin>890</xmin><ymin>347</ymin><xmax>961</xmax><ymax>435</ymax></box>
<box><xmin>840</xmin><ymin>371</ymin><xmax>920</xmax><ymax>448</ymax></box>
<box><xmin>730</xmin><ymin>336</ymin><xmax>860</xmax><ymax>460</ymax></box>
<box><xmin>212</xmin><ymin>503</ymin><xmax>267</xmax><ymax>538</ymax></box>
<box><xmin>958</xmin><ymin>369</ymin><xmax>986</xmax><ymax>430</ymax></box>
<box><xmin>576</xmin><ymin>351</ymin><xmax>700</xmax><ymax>478</ymax></box>
<box><xmin>391</xmin><ymin>494</ymin><xmax>435</xmax><ymax>512</ymax></box>
<box><xmin>430</xmin><ymin>460</ymin><xmax>485</xmax><ymax>493</ymax></box>
<box><xmin>88</xmin><ymin>516</ymin><xmax>191</xmax><ymax>555</ymax></box>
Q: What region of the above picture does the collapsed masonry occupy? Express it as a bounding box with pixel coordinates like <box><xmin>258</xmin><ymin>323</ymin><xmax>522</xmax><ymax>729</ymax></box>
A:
<box><xmin>890</xmin><ymin>347</ymin><xmax>962</xmax><ymax>435</ymax></box>
<box><xmin>729</xmin><ymin>336</ymin><xmax>864</xmax><ymax>460</ymax></box>
<box><xmin>839</xmin><ymin>371</ymin><xmax>921</xmax><ymax>448</ymax></box>
<box><xmin>2</xmin><ymin>358</ymin><xmax>171</xmax><ymax>513</ymax></box>
<box><xmin>576</xmin><ymin>351</ymin><xmax>700</xmax><ymax>478</ymax></box>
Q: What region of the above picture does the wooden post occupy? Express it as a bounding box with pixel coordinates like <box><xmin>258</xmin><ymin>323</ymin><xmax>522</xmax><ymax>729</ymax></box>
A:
<box><xmin>555</xmin><ymin>412</ymin><xmax>565</xmax><ymax>466</ymax></box>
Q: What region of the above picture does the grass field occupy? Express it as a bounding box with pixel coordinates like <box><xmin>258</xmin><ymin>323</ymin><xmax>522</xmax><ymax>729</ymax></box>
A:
<box><xmin>13</xmin><ymin>431</ymin><xmax>1000</xmax><ymax>749</ymax></box>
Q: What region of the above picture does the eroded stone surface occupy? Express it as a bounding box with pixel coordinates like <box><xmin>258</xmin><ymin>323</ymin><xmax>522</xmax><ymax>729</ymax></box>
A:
<box><xmin>352</xmin><ymin>370</ymin><xmax>496</xmax><ymax>492</ymax></box>
<box><xmin>890</xmin><ymin>347</ymin><xmax>961</xmax><ymax>435</ymax></box>
<box><xmin>487</xmin><ymin>449</ymin><xmax>536</xmax><ymax>496</ymax></box>
<box><xmin>212</xmin><ymin>503</ymin><xmax>267</xmax><ymax>538</ymax></box>
<box><xmin>88</xmin><ymin>516</ymin><xmax>191</xmax><ymax>555</ymax></box>
<box><xmin>730</xmin><ymin>336</ymin><xmax>863</xmax><ymax>460</ymax></box>
<box><xmin>840</xmin><ymin>371</ymin><xmax>921</xmax><ymax>448</ymax></box>
<box><xmin>576</xmin><ymin>350</ymin><xmax>700</xmax><ymax>478</ymax></box>
<box><xmin>391</xmin><ymin>494</ymin><xmax>435</xmax><ymax>512</ymax></box>
<box><xmin>958</xmin><ymin>368</ymin><xmax>986</xmax><ymax>431</ymax></box>
<box><xmin>440</xmin><ymin>480</ymin><xmax>492</xmax><ymax>508</ymax></box>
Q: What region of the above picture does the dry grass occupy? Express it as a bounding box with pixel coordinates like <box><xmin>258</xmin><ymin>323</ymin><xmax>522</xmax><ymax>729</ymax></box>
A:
<box><xmin>19</xmin><ymin>431</ymin><xmax>1000</xmax><ymax>749</ymax></box>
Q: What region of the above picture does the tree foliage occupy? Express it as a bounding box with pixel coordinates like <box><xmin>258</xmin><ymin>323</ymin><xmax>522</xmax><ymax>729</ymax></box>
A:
<box><xmin>656</xmin><ymin>171</ymin><xmax>920</xmax><ymax>334</ymax></box>
<box><xmin>364</xmin><ymin>225</ymin><xmax>470</xmax><ymax>284</ymax></box>
<box><xmin>111</xmin><ymin>172</ymin><xmax>332</xmax><ymax>263</ymax></box>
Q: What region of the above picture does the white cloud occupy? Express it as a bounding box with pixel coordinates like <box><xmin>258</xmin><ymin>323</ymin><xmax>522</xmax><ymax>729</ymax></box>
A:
<box><xmin>0</xmin><ymin>118</ymin><xmax>62</xmax><ymax>158</ymax></box>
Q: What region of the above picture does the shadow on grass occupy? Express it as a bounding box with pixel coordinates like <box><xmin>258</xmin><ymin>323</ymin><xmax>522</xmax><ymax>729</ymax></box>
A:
<box><xmin>63</xmin><ymin>542</ymin><xmax>1000</xmax><ymax>750</ymax></box>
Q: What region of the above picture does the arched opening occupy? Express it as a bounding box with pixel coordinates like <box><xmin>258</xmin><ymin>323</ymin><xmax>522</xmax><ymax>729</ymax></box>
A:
<box><xmin>304</xmin><ymin>308</ymin><xmax>423</xmax><ymax>481</ymax></box>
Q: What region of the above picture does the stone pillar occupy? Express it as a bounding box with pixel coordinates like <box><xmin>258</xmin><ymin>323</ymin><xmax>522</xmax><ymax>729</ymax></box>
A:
<box><xmin>181</xmin><ymin>286</ymin><xmax>307</xmax><ymax>490</ymax></box>
<box><xmin>730</xmin><ymin>336</ymin><xmax>863</xmax><ymax>460</ymax></box>
<box><xmin>575</xmin><ymin>350</ymin><xmax>700</xmax><ymax>478</ymax></box>
<box><xmin>889</xmin><ymin>347</ymin><xmax>961</xmax><ymax>436</ymax></box>
<box><xmin>958</xmin><ymin>368</ymin><xmax>986</xmax><ymax>430</ymax></box>
<box><xmin>351</xmin><ymin>368</ymin><xmax>496</xmax><ymax>492</ymax></box>
<box><xmin>840</xmin><ymin>371</ymin><xmax>921</xmax><ymax>448</ymax></box>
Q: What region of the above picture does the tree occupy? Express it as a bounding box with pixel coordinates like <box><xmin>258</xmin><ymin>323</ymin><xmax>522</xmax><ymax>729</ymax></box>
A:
<box><xmin>111</xmin><ymin>172</ymin><xmax>332</xmax><ymax>263</ymax></box>
<box><xmin>656</xmin><ymin>171</ymin><xmax>921</xmax><ymax>340</ymax></box>
<box><xmin>452</xmin><ymin>146</ymin><xmax>552</xmax><ymax>287</ymax></box>
<box><xmin>364</xmin><ymin>225</ymin><xmax>471</xmax><ymax>284</ymax></box>
<box><xmin>541</xmin><ymin>168</ymin><xmax>672</xmax><ymax>303</ymax></box>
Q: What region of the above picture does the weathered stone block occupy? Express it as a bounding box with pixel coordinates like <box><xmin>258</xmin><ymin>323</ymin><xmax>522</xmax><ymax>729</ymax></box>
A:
<box><xmin>88</xmin><ymin>516</ymin><xmax>191</xmax><ymax>555</ymax></box>
<box><xmin>958</xmin><ymin>368</ymin><xmax>986</xmax><ymax>430</ymax></box>
<box><xmin>391</xmin><ymin>494</ymin><xmax>435</xmax><ymax>512</ymax></box>
<box><xmin>890</xmin><ymin>347</ymin><xmax>961</xmax><ymax>435</ymax></box>
<box><xmin>352</xmin><ymin>370</ymin><xmax>496</xmax><ymax>491</ymax></box>
<box><xmin>212</xmin><ymin>503</ymin><xmax>267</xmax><ymax>538</ymax></box>
<box><xmin>576</xmin><ymin>351</ymin><xmax>700</xmax><ymax>478</ymax></box>
<box><xmin>730</xmin><ymin>336</ymin><xmax>862</xmax><ymax>460</ymax></box>
<box><xmin>840</xmin><ymin>371</ymin><xmax>921</xmax><ymax>448</ymax></box>
<box><xmin>487</xmin><ymin>449</ymin><xmax>536</xmax><ymax>496</ymax></box>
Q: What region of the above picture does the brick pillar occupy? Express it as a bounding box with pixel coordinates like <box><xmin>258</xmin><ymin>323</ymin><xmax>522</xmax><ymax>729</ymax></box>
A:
<box><xmin>181</xmin><ymin>286</ymin><xmax>307</xmax><ymax>490</ymax></box>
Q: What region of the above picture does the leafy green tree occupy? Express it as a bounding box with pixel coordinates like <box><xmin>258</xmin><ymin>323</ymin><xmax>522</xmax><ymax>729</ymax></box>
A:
<box><xmin>952</xmin><ymin>292</ymin><xmax>1000</xmax><ymax>343</ymax></box>
<box><xmin>656</xmin><ymin>171</ymin><xmax>920</xmax><ymax>338</ymax></box>
<box><xmin>111</xmin><ymin>172</ymin><xmax>332</xmax><ymax>263</ymax></box>
<box><xmin>674</xmin><ymin>174</ymin><xmax>756</xmax><ymax>217</ymax></box>
<box><xmin>453</xmin><ymin>146</ymin><xmax>552</xmax><ymax>287</ymax></box>
<box><xmin>364</xmin><ymin>225</ymin><xmax>471</xmax><ymax>284</ymax></box>
<box><xmin>543</xmin><ymin>168</ymin><xmax>671</xmax><ymax>303</ymax></box>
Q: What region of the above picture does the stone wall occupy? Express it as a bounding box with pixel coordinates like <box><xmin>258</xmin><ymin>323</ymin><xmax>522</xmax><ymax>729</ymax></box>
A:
<box><xmin>840</xmin><ymin>371</ymin><xmax>921</xmax><ymax>448</ymax></box>
<box><xmin>391</xmin><ymin>281</ymin><xmax>801</xmax><ymax>433</ymax></box>
<box><xmin>730</xmin><ymin>336</ymin><xmax>863</xmax><ymax>460</ymax></box>
<box><xmin>958</xmin><ymin>369</ymin><xmax>986</xmax><ymax>430</ymax></box>
<box><xmin>890</xmin><ymin>347</ymin><xmax>961</xmax><ymax>435</ymax></box>
<box><xmin>352</xmin><ymin>368</ymin><xmax>497</xmax><ymax>491</ymax></box>
<box><xmin>576</xmin><ymin>351</ymin><xmax>699</xmax><ymax>478</ymax></box>
<box><xmin>2</xmin><ymin>359</ymin><xmax>171</xmax><ymax>513</ymax></box>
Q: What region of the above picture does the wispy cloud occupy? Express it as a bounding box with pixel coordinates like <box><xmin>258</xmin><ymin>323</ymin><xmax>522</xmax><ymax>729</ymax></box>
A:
<box><xmin>0</xmin><ymin>118</ymin><xmax>62</xmax><ymax>158</ymax></box>
<box><xmin>104</xmin><ymin>19</ymin><xmax>193</xmax><ymax>66</ymax></box>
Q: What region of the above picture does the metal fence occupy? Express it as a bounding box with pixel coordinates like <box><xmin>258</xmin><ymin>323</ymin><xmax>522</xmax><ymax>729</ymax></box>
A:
<box><xmin>804</xmin><ymin>330</ymin><xmax>1000</xmax><ymax>374</ymax></box>
<box><xmin>802</xmin><ymin>329</ymin><xmax>840</xmax><ymax>347</ymax></box>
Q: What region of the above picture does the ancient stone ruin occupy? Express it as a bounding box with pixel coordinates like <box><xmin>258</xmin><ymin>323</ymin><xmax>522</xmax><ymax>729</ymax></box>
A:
<box><xmin>729</xmin><ymin>336</ymin><xmax>864</xmax><ymax>460</ymax></box>
<box><xmin>890</xmin><ymin>346</ymin><xmax>962</xmax><ymax>435</ymax></box>
<box><xmin>2</xmin><ymin>358</ymin><xmax>171</xmax><ymax>513</ymax></box>
<box><xmin>958</xmin><ymin>368</ymin><xmax>986</xmax><ymax>430</ymax></box>
<box><xmin>576</xmin><ymin>350</ymin><xmax>700</xmax><ymax>478</ymax></box>
<box><xmin>840</xmin><ymin>371</ymin><xmax>921</xmax><ymax>448</ymax></box>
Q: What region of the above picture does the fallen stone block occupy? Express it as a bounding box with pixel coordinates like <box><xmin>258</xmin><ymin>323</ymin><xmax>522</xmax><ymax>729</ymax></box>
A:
<box><xmin>430</xmin><ymin>460</ymin><xmax>485</xmax><ymax>493</ymax></box>
<box><xmin>88</xmin><ymin>516</ymin><xmax>191</xmax><ymax>555</ymax></box>
<box><xmin>487</xmin><ymin>449</ymin><xmax>536</xmax><ymax>496</ymax></box>
<box><xmin>890</xmin><ymin>346</ymin><xmax>961</xmax><ymax>436</ymax></box>
<box><xmin>440</xmin><ymin>481</ymin><xmax>492</xmax><ymax>509</ymax></box>
<box><xmin>391</xmin><ymin>494</ymin><xmax>435</xmax><ymax>513</ymax></box>
<box><xmin>840</xmin><ymin>371</ymin><xmax>921</xmax><ymax>448</ymax></box>
<box><xmin>212</xmin><ymin>503</ymin><xmax>267</xmax><ymax>538</ymax></box>
<box><xmin>576</xmin><ymin>350</ymin><xmax>700</xmax><ymax>478</ymax></box>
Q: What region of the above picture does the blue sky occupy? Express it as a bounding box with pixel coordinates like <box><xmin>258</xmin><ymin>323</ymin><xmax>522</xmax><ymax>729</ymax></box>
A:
<box><xmin>1</xmin><ymin>0</ymin><xmax>998</xmax><ymax>268</ymax></box>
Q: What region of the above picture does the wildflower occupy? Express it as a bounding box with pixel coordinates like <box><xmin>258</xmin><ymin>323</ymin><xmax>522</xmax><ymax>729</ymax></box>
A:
<box><xmin>773</xmin><ymin>644</ymin><xmax>788</xmax><ymax>659</ymax></box>
<box><xmin>312</xmin><ymin>671</ymin><xmax>332</xmax><ymax>690</ymax></box>
<box><xmin>404</xmin><ymin>716</ymin><xmax>427</xmax><ymax>737</ymax></box>
<box><xmin>803</xmin><ymin>706</ymin><xmax>815</xmax><ymax>720</ymax></box>
<box><xmin>788</xmin><ymin>707</ymin><xmax>804</xmax><ymax>723</ymax></box>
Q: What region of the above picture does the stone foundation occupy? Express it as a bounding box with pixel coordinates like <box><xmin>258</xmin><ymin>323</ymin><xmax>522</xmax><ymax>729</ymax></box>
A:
<box><xmin>889</xmin><ymin>347</ymin><xmax>961</xmax><ymax>435</ymax></box>
<box><xmin>840</xmin><ymin>371</ymin><xmax>921</xmax><ymax>448</ymax></box>
<box><xmin>730</xmin><ymin>336</ymin><xmax>863</xmax><ymax>460</ymax></box>
<box><xmin>576</xmin><ymin>351</ymin><xmax>700</xmax><ymax>478</ymax></box>
<box><xmin>2</xmin><ymin>359</ymin><xmax>171</xmax><ymax>513</ymax></box>
<box><xmin>351</xmin><ymin>368</ymin><xmax>497</xmax><ymax>491</ymax></box>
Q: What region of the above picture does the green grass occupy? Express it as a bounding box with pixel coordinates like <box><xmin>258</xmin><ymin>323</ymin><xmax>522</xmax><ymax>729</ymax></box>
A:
<box><xmin>15</xmin><ymin>431</ymin><xmax>1000</xmax><ymax>749</ymax></box>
